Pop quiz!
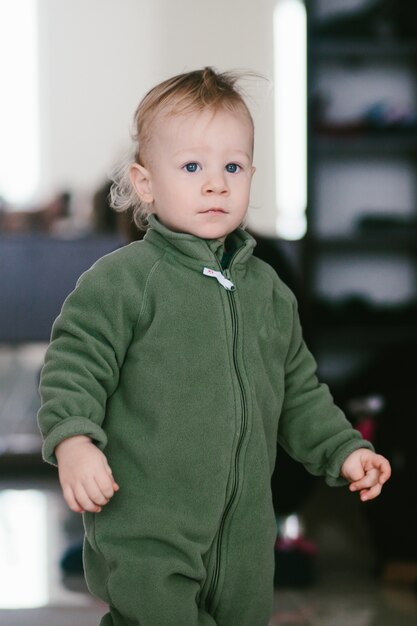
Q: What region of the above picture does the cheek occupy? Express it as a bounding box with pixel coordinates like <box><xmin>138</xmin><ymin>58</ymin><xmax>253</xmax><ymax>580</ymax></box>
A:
<box><xmin>237</xmin><ymin>179</ymin><xmax>252</xmax><ymax>202</ymax></box>
<box><xmin>152</xmin><ymin>177</ymin><xmax>178</xmax><ymax>205</ymax></box>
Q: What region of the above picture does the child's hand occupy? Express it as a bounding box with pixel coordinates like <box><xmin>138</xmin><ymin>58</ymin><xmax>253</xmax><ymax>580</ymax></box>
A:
<box><xmin>341</xmin><ymin>448</ymin><xmax>391</xmax><ymax>502</ymax></box>
<box><xmin>55</xmin><ymin>435</ymin><xmax>119</xmax><ymax>513</ymax></box>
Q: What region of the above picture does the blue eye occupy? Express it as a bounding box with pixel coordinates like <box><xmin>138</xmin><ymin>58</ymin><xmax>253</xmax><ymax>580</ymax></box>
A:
<box><xmin>184</xmin><ymin>162</ymin><xmax>200</xmax><ymax>173</ymax></box>
<box><xmin>225</xmin><ymin>163</ymin><xmax>240</xmax><ymax>173</ymax></box>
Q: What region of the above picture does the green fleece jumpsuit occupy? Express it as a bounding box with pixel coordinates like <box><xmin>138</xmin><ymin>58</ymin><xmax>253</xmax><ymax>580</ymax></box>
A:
<box><xmin>38</xmin><ymin>215</ymin><xmax>371</xmax><ymax>626</ymax></box>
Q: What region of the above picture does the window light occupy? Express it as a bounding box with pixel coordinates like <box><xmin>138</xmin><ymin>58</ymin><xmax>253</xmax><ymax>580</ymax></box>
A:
<box><xmin>0</xmin><ymin>0</ymin><xmax>40</xmax><ymax>205</ymax></box>
<box><xmin>274</xmin><ymin>0</ymin><xmax>307</xmax><ymax>240</ymax></box>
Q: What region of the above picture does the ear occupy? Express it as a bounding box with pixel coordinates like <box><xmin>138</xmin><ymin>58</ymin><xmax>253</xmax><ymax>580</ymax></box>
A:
<box><xmin>130</xmin><ymin>163</ymin><xmax>154</xmax><ymax>204</ymax></box>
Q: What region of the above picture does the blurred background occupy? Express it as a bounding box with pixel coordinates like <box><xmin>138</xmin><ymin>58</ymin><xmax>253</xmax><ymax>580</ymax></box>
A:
<box><xmin>1</xmin><ymin>0</ymin><xmax>417</xmax><ymax>624</ymax></box>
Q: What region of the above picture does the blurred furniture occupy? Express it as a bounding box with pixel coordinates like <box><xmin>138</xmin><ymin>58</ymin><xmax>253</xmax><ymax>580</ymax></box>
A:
<box><xmin>306</xmin><ymin>0</ymin><xmax>417</xmax><ymax>583</ymax></box>
<box><xmin>307</xmin><ymin>1</ymin><xmax>417</xmax><ymax>383</ymax></box>
<box><xmin>0</xmin><ymin>233</ymin><xmax>124</xmax><ymax>468</ymax></box>
<box><xmin>0</xmin><ymin>234</ymin><xmax>123</xmax><ymax>342</ymax></box>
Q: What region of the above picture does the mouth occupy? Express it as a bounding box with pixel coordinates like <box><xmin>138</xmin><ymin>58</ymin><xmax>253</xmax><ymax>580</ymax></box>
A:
<box><xmin>201</xmin><ymin>208</ymin><xmax>227</xmax><ymax>215</ymax></box>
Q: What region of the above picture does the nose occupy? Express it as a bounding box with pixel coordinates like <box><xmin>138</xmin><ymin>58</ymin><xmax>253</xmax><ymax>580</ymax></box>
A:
<box><xmin>202</xmin><ymin>170</ymin><xmax>229</xmax><ymax>195</ymax></box>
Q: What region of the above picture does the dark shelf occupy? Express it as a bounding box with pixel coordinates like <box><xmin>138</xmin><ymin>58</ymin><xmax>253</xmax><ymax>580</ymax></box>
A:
<box><xmin>307</xmin><ymin>294</ymin><xmax>417</xmax><ymax>347</ymax></box>
<box><xmin>311</xmin><ymin>38</ymin><xmax>417</xmax><ymax>60</ymax></box>
<box><xmin>306</xmin><ymin>234</ymin><xmax>417</xmax><ymax>253</ymax></box>
<box><xmin>307</xmin><ymin>11</ymin><xmax>417</xmax><ymax>357</ymax></box>
<box><xmin>310</xmin><ymin>323</ymin><xmax>417</xmax><ymax>347</ymax></box>
<box><xmin>313</xmin><ymin>134</ymin><xmax>417</xmax><ymax>156</ymax></box>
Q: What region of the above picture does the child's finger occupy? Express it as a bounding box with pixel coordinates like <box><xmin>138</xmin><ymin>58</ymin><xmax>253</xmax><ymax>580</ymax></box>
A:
<box><xmin>73</xmin><ymin>484</ymin><xmax>102</xmax><ymax>513</ymax></box>
<box><xmin>84</xmin><ymin>478</ymin><xmax>111</xmax><ymax>507</ymax></box>
<box><xmin>379</xmin><ymin>463</ymin><xmax>392</xmax><ymax>484</ymax></box>
<box><xmin>349</xmin><ymin>468</ymin><xmax>379</xmax><ymax>492</ymax></box>
<box><xmin>62</xmin><ymin>485</ymin><xmax>85</xmax><ymax>513</ymax></box>
<box><xmin>359</xmin><ymin>482</ymin><xmax>382</xmax><ymax>501</ymax></box>
<box><xmin>101</xmin><ymin>462</ymin><xmax>118</xmax><ymax>489</ymax></box>
<box><xmin>95</xmin><ymin>473</ymin><xmax>118</xmax><ymax>501</ymax></box>
<box><xmin>104</xmin><ymin>461</ymin><xmax>120</xmax><ymax>491</ymax></box>
<box><xmin>369</xmin><ymin>454</ymin><xmax>391</xmax><ymax>482</ymax></box>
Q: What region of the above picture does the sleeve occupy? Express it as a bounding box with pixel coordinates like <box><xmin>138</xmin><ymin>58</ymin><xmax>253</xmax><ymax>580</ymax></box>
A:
<box><xmin>277</xmin><ymin>295</ymin><xmax>373</xmax><ymax>486</ymax></box>
<box><xmin>37</xmin><ymin>257</ymin><xmax>138</xmax><ymax>466</ymax></box>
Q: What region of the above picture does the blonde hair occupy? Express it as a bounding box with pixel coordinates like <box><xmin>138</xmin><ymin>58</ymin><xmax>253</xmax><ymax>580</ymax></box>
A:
<box><xmin>109</xmin><ymin>66</ymin><xmax>255</xmax><ymax>230</ymax></box>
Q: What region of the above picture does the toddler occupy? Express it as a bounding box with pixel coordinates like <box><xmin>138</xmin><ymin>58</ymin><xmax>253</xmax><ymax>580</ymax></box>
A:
<box><xmin>38</xmin><ymin>67</ymin><xmax>391</xmax><ymax>626</ymax></box>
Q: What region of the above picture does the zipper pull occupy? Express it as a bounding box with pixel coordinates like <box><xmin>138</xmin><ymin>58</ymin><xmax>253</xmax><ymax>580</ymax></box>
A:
<box><xmin>203</xmin><ymin>267</ymin><xmax>235</xmax><ymax>291</ymax></box>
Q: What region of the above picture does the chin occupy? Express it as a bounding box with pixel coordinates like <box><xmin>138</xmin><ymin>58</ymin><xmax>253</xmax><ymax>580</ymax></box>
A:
<box><xmin>197</xmin><ymin>227</ymin><xmax>231</xmax><ymax>241</ymax></box>
<box><xmin>196</xmin><ymin>220</ymin><xmax>240</xmax><ymax>241</ymax></box>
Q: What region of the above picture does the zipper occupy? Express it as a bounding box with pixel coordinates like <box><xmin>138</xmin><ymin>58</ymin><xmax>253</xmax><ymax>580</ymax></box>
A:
<box><xmin>206</xmin><ymin>267</ymin><xmax>249</xmax><ymax>612</ymax></box>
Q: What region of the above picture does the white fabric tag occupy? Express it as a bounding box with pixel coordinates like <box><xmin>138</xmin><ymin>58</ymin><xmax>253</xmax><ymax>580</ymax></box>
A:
<box><xmin>203</xmin><ymin>267</ymin><xmax>235</xmax><ymax>291</ymax></box>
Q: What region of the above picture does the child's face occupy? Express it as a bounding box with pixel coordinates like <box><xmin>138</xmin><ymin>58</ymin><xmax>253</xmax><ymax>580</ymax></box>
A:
<box><xmin>131</xmin><ymin>108</ymin><xmax>255</xmax><ymax>242</ymax></box>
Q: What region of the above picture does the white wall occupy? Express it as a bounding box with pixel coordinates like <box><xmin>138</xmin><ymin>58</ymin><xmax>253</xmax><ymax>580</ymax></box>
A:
<box><xmin>37</xmin><ymin>0</ymin><xmax>277</xmax><ymax>234</ymax></box>
<box><xmin>37</xmin><ymin>0</ymin><xmax>157</xmax><ymax>203</ymax></box>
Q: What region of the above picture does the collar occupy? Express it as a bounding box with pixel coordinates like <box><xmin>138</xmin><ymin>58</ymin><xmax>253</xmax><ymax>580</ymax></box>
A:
<box><xmin>144</xmin><ymin>214</ymin><xmax>256</xmax><ymax>271</ymax></box>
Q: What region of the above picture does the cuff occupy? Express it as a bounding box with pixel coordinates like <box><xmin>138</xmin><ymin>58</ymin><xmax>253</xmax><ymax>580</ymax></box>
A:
<box><xmin>325</xmin><ymin>434</ymin><xmax>374</xmax><ymax>487</ymax></box>
<box><xmin>42</xmin><ymin>417</ymin><xmax>108</xmax><ymax>466</ymax></box>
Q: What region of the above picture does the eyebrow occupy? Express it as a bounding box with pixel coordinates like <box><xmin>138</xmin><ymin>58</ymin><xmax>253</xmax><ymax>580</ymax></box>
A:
<box><xmin>173</xmin><ymin>148</ymin><xmax>252</xmax><ymax>161</ymax></box>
